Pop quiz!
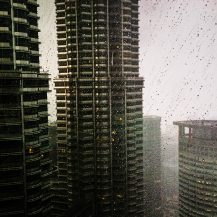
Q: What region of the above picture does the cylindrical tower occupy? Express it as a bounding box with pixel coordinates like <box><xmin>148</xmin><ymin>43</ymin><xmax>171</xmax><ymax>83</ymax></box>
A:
<box><xmin>174</xmin><ymin>120</ymin><xmax>217</xmax><ymax>217</ymax></box>
<box><xmin>54</xmin><ymin>0</ymin><xmax>144</xmax><ymax>216</ymax></box>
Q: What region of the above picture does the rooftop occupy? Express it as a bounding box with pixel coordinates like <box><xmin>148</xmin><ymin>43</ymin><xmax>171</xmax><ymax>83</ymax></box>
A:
<box><xmin>173</xmin><ymin>120</ymin><xmax>217</xmax><ymax>129</ymax></box>
<box><xmin>143</xmin><ymin>115</ymin><xmax>161</xmax><ymax>120</ymax></box>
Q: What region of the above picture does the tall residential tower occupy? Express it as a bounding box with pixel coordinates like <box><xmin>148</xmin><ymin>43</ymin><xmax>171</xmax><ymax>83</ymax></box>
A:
<box><xmin>54</xmin><ymin>0</ymin><xmax>144</xmax><ymax>217</ymax></box>
<box><xmin>0</xmin><ymin>0</ymin><xmax>52</xmax><ymax>216</ymax></box>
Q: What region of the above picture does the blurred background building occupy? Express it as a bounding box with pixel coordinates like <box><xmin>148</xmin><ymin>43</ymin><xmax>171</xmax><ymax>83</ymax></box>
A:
<box><xmin>143</xmin><ymin>116</ymin><xmax>163</xmax><ymax>217</ymax></box>
<box><xmin>161</xmin><ymin>127</ymin><xmax>179</xmax><ymax>217</ymax></box>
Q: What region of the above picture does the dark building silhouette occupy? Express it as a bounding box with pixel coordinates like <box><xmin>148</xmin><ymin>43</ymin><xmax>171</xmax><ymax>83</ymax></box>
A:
<box><xmin>0</xmin><ymin>0</ymin><xmax>52</xmax><ymax>216</ymax></box>
<box><xmin>54</xmin><ymin>0</ymin><xmax>144</xmax><ymax>217</ymax></box>
<box><xmin>143</xmin><ymin>116</ymin><xmax>162</xmax><ymax>217</ymax></box>
<box><xmin>174</xmin><ymin>120</ymin><xmax>217</xmax><ymax>217</ymax></box>
<box><xmin>49</xmin><ymin>122</ymin><xmax>57</xmax><ymax>166</ymax></box>
<box><xmin>60</xmin><ymin>201</ymin><xmax>93</xmax><ymax>217</ymax></box>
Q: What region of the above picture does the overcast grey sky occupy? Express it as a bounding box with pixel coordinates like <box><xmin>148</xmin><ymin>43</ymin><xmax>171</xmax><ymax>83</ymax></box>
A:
<box><xmin>38</xmin><ymin>0</ymin><xmax>217</xmax><ymax>127</ymax></box>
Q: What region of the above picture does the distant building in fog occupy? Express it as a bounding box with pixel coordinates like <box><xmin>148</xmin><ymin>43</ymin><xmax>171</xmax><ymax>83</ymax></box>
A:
<box><xmin>143</xmin><ymin>116</ymin><xmax>163</xmax><ymax>217</ymax></box>
<box><xmin>174</xmin><ymin>120</ymin><xmax>217</xmax><ymax>217</ymax></box>
<box><xmin>0</xmin><ymin>0</ymin><xmax>52</xmax><ymax>216</ymax></box>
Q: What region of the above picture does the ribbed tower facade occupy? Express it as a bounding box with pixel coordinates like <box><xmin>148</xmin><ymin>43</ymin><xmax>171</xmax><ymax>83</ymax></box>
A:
<box><xmin>143</xmin><ymin>116</ymin><xmax>162</xmax><ymax>217</ymax></box>
<box><xmin>0</xmin><ymin>0</ymin><xmax>52</xmax><ymax>216</ymax></box>
<box><xmin>174</xmin><ymin>121</ymin><xmax>217</xmax><ymax>217</ymax></box>
<box><xmin>55</xmin><ymin>0</ymin><xmax>144</xmax><ymax>217</ymax></box>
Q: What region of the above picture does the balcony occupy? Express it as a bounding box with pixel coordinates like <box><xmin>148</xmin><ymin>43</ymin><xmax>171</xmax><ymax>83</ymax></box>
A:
<box><xmin>38</xmin><ymin>111</ymin><xmax>48</xmax><ymax>117</ymax></box>
<box><xmin>38</xmin><ymin>86</ymin><xmax>49</xmax><ymax>92</ymax></box>
<box><xmin>30</xmin><ymin>37</ymin><xmax>39</xmax><ymax>43</ymax></box>
<box><xmin>26</xmin><ymin>166</ymin><xmax>41</xmax><ymax>175</ymax></box>
<box><xmin>0</xmin><ymin>11</ymin><xmax>9</xmax><ymax>17</ymax></box>
<box><xmin>30</xmin><ymin>50</ymin><xmax>39</xmax><ymax>55</ymax></box>
<box><xmin>27</xmin><ymin>192</ymin><xmax>42</xmax><ymax>202</ymax></box>
<box><xmin>14</xmin><ymin>17</ymin><xmax>28</xmax><ymax>24</ymax></box>
<box><xmin>16</xmin><ymin>60</ymin><xmax>29</xmax><ymax>65</ymax></box>
<box><xmin>26</xmin><ymin>153</ymin><xmax>41</xmax><ymax>162</ymax></box>
<box><xmin>0</xmin><ymin>133</ymin><xmax>22</xmax><ymax>141</ymax></box>
<box><xmin>15</xmin><ymin>46</ymin><xmax>29</xmax><ymax>51</ymax></box>
<box><xmin>0</xmin><ymin>118</ymin><xmax>21</xmax><ymax>125</ymax></box>
<box><xmin>14</xmin><ymin>31</ymin><xmax>28</xmax><ymax>37</ymax></box>
<box><xmin>28</xmin><ymin>12</ymin><xmax>39</xmax><ymax>18</ymax></box>
<box><xmin>30</xmin><ymin>62</ymin><xmax>40</xmax><ymax>68</ymax></box>
<box><xmin>27</xmin><ymin>206</ymin><xmax>42</xmax><ymax>216</ymax></box>
<box><xmin>41</xmin><ymin>169</ymin><xmax>52</xmax><ymax>177</ymax></box>
<box><xmin>23</xmin><ymin>100</ymin><xmax>38</xmax><ymax>107</ymax></box>
<box><xmin>0</xmin><ymin>164</ymin><xmax>22</xmax><ymax>171</ymax></box>
<box><xmin>0</xmin><ymin>189</ymin><xmax>23</xmax><ymax>201</ymax></box>
<box><xmin>0</xmin><ymin>27</ymin><xmax>10</xmax><ymax>34</ymax></box>
<box><xmin>39</xmin><ymin>135</ymin><xmax>49</xmax><ymax>142</ymax></box>
<box><xmin>13</xmin><ymin>3</ymin><xmax>27</xmax><ymax>10</ymax></box>
<box><xmin>29</xmin><ymin>25</ymin><xmax>40</xmax><ymax>31</ymax></box>
<box><xmin>0</xmin><ymin>176</ymin><xmax>23</xmax><ymax>186</ymax></box>
<box><xmin>0</xmin><ymin>58</ymin><xmax>13</xmax><ymax>65</ymax></box>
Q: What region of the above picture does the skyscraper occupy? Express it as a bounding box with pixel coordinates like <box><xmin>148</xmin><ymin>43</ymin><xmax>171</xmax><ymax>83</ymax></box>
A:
<box><xmin>54</xmin><ymin>0</ymin><xmax>144</xmax><ymax>216</ymax></box>
<box><xmin>143</xmin><ymin>116</ymin><xmax>162</xmax><ymax>217</ymax></box>
<box><xmin>174</xmin><ymin>120</ymin><xmax>217</xmax><ymax>217</ymax></box>
<box><xmin>0</xmin><ymin>0</ymin><xmax>52</xmax><ymax>216</ymax></box>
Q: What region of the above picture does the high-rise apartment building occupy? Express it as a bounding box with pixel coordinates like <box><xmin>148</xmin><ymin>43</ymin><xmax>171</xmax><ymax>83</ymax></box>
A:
<box><xmin>174</xmin><ymin>120</ymin><xmax>217</xmax><ymax>217</ymax></box>
<box><xmin>54</xmin><ymin>1</ymin><xmax>144</xmax><ymax>216</ymax></box>
<box><xmin>0</xmin><ymin>0</ymin><xmax>52</xmax><ymax>216</ymax></box>
<box><xmin>143</xmin><ymin>116</ymin><xmax>162</xmax><ymax>217</ymax></box>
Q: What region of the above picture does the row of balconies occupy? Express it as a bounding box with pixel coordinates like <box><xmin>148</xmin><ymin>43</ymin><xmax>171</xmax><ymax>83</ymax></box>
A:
<box><xmin>180</xmin><ymin>180</ymin><xmax>217</xmax><ymax>199</ymax></box>
<box><xmin>179</xmin><ymin>160</ymin><xmax>217</xmax><ymax>177</ymax></box>
<box><xmin>180</xmin><ymin>193</ymin><xmax>217</xmax><ymax>216</ymax></box>
<box><xmin>0</xmin><ymin>58</ymin><xmax>39</xmax><ymax>67</ymax></box>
